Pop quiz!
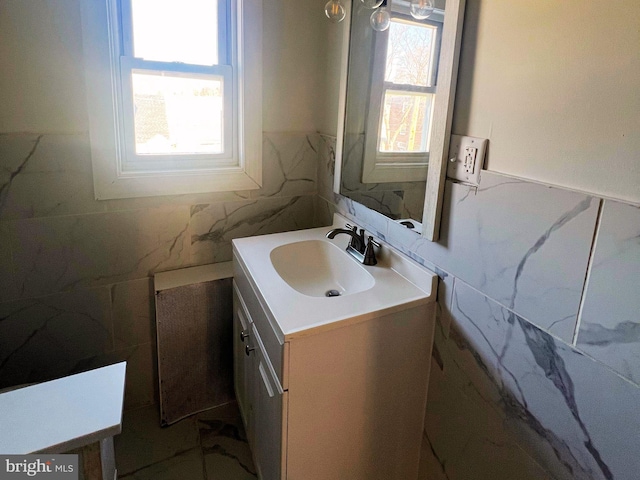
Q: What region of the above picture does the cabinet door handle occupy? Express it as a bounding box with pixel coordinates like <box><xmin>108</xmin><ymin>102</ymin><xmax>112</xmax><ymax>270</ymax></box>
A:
<box><xmin>240</xmin><ymin>330</ymin><xmax>250</xmax><ymax>342</ymax></box>
<box><xmin>245</xmin><ymin>344</ymin><xmax>256</xmax><ymax>356</ymax></box>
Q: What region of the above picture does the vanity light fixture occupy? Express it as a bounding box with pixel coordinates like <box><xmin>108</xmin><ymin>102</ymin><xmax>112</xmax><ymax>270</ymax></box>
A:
<box><xmin>324</xmin><ymin>0</ymin><xmax>346</xmax><ymax>22</ymax></box>
<box><xmin>409</xmin><ymin>0</ymin><xmax>435</xmax><ymax>19</ymax></box>
<box><xmin>369</xmin><ymin>0</ymin><xmax>391</xmax><ymax>31</ymax></box>
<box><xmin>325</xmin><ymin>0</ymin><xmax>433</xmax><ymax>30</ymax></box>
<box><xmin>322</xmin><ymin>0</ymin><xmax>391</xmax><ymax>31</ymax></box>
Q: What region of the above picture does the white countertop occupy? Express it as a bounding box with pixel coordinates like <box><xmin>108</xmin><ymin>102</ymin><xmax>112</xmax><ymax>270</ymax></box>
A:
<box><xmin>233</xmin><ymin>214</ymin><xmax>437</xmax><ymax>341</ymax></box>
<box><xmin>0</xmin><ymin>362</ymin><xmax>126</xmax><ymax>454</ymax></box>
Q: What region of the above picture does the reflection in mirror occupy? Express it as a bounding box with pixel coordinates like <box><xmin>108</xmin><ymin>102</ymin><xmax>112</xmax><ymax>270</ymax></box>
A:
<box><xmin>339</xmin><ymin>0</ymin><xmax>446</xmax><ymax>233</ymax></box>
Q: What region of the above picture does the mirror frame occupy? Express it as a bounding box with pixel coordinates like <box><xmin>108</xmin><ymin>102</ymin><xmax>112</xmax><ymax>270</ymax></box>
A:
<box><xmin>333</xmin><ymin>0</ymin><xmax>467</xmax><ymax>241</ymax></box>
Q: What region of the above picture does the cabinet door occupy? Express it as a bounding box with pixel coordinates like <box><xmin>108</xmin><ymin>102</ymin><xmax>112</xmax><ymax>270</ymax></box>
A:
<box><xmin>253</xmin><ymin>351</ymin><xmax>285</xmax><ymax>480</ymax></box>
<box><xmin>233</xmin><ymin>287</ymin><xmax>253</xmax><ymax>439</ymax></box>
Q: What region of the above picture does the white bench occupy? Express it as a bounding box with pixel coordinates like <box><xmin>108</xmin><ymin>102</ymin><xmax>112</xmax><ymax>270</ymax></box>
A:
<box><xmin>0</xmin><ymin>362</ymin><xmax>126</xmax><ymax>480</ymax></box>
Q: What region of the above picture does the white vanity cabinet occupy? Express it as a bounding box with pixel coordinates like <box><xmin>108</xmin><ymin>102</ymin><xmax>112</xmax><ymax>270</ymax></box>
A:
<box><xmin>233</xmin><ymin>250</ymin><xmax>436</xmax><ymax>479</ymax></box>
<box><xmin>233</xmin><ymin>285</ymin><xmax>285</xmax><ymax>480</ymax></box>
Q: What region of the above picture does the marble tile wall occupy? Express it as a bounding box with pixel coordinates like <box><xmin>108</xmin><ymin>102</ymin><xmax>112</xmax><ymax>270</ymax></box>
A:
<box><xmin>0</xmin><ymin>131</ymin><xmax>321</xmax><ymax>410</ymax></box>
<box><xmin>317</xmin><ymin>136</ymin><xmax>640</xmax><ymax>479</ymax></box>
<box><xmin>433</xmin><ymin>281</ymin><xmax>640</xmax><ymax>479</ymax></box>
<box><xmin>576</xmin><ymin>200</ymin><xmax>640</xmax><ymax>387</ymax></box>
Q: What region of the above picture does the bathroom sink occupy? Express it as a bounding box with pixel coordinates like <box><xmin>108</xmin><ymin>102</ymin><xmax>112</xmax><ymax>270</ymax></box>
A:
<box><xmin>232</xmin><ymin>213</ymin><xmax>437</xmax><ymax>340</ymax></box>
<box><xmin>270</xmin><ymin>240</ymin><xmax>375</xmax><ymax>297</ymax></box>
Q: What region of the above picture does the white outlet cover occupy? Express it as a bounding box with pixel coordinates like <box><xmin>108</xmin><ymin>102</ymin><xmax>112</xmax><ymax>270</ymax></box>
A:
<box><xmin>447</xmin><ymin>134</ymin><xmax>488</xmax><ymax>185</ymax></box>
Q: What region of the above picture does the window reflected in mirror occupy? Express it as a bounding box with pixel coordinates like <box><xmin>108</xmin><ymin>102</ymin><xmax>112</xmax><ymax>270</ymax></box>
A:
<box><xmin>340</xmin><ymin>1</ymin><xmax>445</xmax><ymax>230</ymax></box>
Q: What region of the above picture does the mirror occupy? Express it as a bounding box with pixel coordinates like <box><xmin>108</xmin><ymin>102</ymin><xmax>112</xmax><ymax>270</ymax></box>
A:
<box><xmin>334</xmin><ymin>0</ymin><xmax>466</xmax><ymax>240</ymax></box>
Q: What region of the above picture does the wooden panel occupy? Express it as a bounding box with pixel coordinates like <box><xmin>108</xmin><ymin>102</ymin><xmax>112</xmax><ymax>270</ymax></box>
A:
<box><xmin>286</xmin><ymin>303</ymin><xmax>436</xmax><ymax>480</ymax></box>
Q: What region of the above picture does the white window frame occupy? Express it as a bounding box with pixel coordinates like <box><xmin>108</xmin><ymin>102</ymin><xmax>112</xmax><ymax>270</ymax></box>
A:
<box><xmin>80</xmin><ymin>0</ymin><xmax>262</xmax><ymax>199</ymax></box>
<box><xmin>362</xmin><ymin>10</ymin><xmax>442</xmax><ymax>184</ymax></box>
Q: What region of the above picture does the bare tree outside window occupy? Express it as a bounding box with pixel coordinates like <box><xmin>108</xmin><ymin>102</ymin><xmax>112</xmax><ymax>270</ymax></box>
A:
<box><xmin>379</xmin><ymin>20</ymin><xmax>437</xmax><ymax>153</ymax></box>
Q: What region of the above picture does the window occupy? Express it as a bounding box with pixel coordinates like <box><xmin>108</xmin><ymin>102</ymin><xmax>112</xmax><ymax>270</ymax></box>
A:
<box><xmin>362</xmin><ymin>11</ymin><xmax>442</xmax><ymax>184</ymax></box>
<box><xmin>80</xmin><ymin>0</ymin><xmax>262</xmax><ymax>199</ymax></box>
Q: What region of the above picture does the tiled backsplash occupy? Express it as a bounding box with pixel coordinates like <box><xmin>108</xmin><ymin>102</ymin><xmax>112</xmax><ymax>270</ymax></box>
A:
<box><xmin>318</xmin><ymin>136</ymin><xmax>640</xmax><ymax>480</ymax></box>
<box><xmin>0</xmin><ymin>131</ymin><xmax>321</xmax><ymax>409</ymax></box>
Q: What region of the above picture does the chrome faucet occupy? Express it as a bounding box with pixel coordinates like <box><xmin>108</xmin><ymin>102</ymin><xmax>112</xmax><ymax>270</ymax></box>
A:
<box><xmin>326</xmin><ymin>224</ymin><xmax>380</xmax><ymax>266</ymax></box>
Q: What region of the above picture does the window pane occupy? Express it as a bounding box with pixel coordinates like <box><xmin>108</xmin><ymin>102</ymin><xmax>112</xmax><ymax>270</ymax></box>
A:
<box><xmin>379</xmin><ymin>91</ymin><xmax>433</xmax><ymax>153</ymax></box>
<box><xmin>385</xmin><ymin>20</ymin><xmax>437</xmax><ymax>87</ymax></box>
<box><xmin>131</xmin><ymin>0</ymin><xmax>219</xmax><ymax>65</ymax></box>
<box><xmin>132</xmin><ymin>72</ymin><xmax>224</xmax><ymax>155</ymax></box>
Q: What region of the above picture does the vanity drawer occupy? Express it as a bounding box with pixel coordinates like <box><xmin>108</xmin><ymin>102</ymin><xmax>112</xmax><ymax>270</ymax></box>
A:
<box><xmin>233</xmin><ymin>257</ymin><xmax>286</xmax><ymax>390</ymax></box>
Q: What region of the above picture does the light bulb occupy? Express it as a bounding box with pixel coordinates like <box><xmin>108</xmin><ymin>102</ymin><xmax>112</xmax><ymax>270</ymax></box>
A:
<box><xmin>324</xmin><ymin>0</ymin><xmax>346</xmax><ymax>23</ymax></box>
<box><xmin>360</xmin><ymin>0</ymin><xmax>384</xmax><ymax>8</ymax></box>
<box><xmin>409</xmin><ymin>0</ymin><xmax>434</xmax><ymax>20</ymax></box>
<box><xmin>370</xmin><ymin>7</ymin><xmax>391</xmax><ymax>31</ymax></box>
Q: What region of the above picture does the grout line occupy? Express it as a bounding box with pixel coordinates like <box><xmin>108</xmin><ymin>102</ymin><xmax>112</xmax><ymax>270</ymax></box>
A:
<box><xmin>450</xmin><ymin>265</ymin><xmax>640</xmax><ymax>388</ymax></box>
<box><xmin>479</xmin><ymin>169</ymin><xmax>640</xmax><ymax>208</ymax></box>
<box><xmin>452</xmin><ymin>276</ymin><xmax>572</xmax><ymax>346</ymax></box>
<box><xmin>572</xmin><ymin>198</ymin><xmax>604</xmax><ymax>346</ymax></box>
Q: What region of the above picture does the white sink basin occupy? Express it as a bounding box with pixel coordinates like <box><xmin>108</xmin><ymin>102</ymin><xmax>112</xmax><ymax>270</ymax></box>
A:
<box><xmin>270</xmin><ymin>240</ymin><xmax>375</xmax><ymax>297</ymax></box>
<box><xmin>232</xmin><ymin>213</ymin><xmax>437</xmax><ymax>340</ymax></box>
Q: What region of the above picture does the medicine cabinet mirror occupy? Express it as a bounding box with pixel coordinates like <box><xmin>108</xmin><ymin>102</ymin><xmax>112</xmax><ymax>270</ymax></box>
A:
<box><xmin>333</xmin><ymin>0</ymin><xmax>466</xmax><ymax>241</ymax></box>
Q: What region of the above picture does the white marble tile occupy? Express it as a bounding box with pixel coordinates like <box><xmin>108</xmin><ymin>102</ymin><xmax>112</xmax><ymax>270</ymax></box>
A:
<box><xmin>0</xmin><ymin>288</ymin><xmax>113</xmax><ymax>389</ymax></box>
<box><xmin>0</xmin><ymin>221</ymin><xmax>16</xmax><ymax>303</ymax></box>
<box><xmin>417</xmin><ymin>431</ymin><xmax>446</xmax><ymax>480</ymax></box>
<box><xmin>63</xmin><ymin>342</ymin><xmax>158</xmax><ymax>411</ymax></box>
<box><xmin>435</xmin><ymin>273</ymin><xmax>455</xmax><ymax>339</ymax></box>
<box><xmin>423</xmin><ymin>353</ymin><xmax>553</xmax><ymax>480</ymax></box>
<box><xmin>348</xmin><ymin>190</ymin><xmax>405</xmax><ymax>219</ymax></box>
<box><xmin>250</xmin><ymin>133</ymin><xmax>317</xmax><ymax>199</ymax></box>
<box><xmin>189</xmin><ymin>195</ymin><xmax>316</xmax><ymax>265</ymax></box>
<box><xmin>386</xmin><ymin>173</ymin><xmax>599</xmax><ymax>342</ymax></box>
<box><xmin>111</xmin><ymin>278</ymin><xmax>155</xmax><ymax>350</ymax></box>
<box><xmin>0</xmin><ymin>134</ymin><xmax>42</xmax><ymax>214</ymax></box>
<box><xmin>119</xmin><ymin>448</ymin><xmax>205</xmax><ymax>480</ymax></box>
<box><xmin>114</xmin><ymin>342</ymin><xmax>157</xmax><ymax>411</ymax></box>
<box><xmin>577</xmin><ymin>200</ymin><xmax>640</xmax><ymax>385</ymax></box>
<box><xmin>104</xmin><ymin>189</ymin><xmax>251</xmax><ymax>214</ymax></box>
<box><xmin>0</xmin><ymin>134</ymin><xmax>105</xmax><ymax>220</ymax></box>
<box><xmin>442</xmin><ymin>280</ymin><xmax>640</xmax><ymax>480</ymax></box>
<box><xmin>198</xmin><ymin>403</ymin><xmax>256</xmax><ymax>480</ymax></box>
<box><xmin>313</xmin><ymin>195</ymin><xmax>334</xmax><ymax>228</ymax></box>
<box><xmin>349</xmin><ymin>198</ymin><xmax>390</xmax><ymax>241</ymax></box>
<box><xmin>317</xmin><ymin>134</ymin><xmax>336</xmax><ymax>201</ymax></box>
<box><xmin>114</xmin><ymin>404</ymin><xmax>200</xmax><ymax>476</ymax></box>
<box><xmin>9</xmin><ymin>206</ymin><xmax>190</xmax><ymax>298</ymax></box>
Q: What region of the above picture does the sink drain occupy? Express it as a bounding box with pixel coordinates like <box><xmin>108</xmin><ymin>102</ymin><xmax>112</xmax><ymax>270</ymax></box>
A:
<box><xmin>325</xmin><ymin>289</ymin><xmax>341</xmax><ymax>297</ymax></box>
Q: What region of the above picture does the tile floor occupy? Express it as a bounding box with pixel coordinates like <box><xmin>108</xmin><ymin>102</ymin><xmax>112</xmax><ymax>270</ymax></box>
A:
<box><xmin>115</xmin><ymin>401</ymin><xmax>257</xmax><ymax>480</ymax></box>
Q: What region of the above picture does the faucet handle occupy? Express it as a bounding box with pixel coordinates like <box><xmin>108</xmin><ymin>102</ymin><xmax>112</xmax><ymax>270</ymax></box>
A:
<box><xmin>345</xmin><ymin>224</ymin><xmax>364</xmax><ymax>252</ymax></box>
<box><xmin>363</xmin><ymin>236</ymin><xmax>380</xmax><ymax>266</ymax></box>
<box><xmin>368</xmin><ymin>236</ymin><xmax>381</xmax><ymax>248</ymax></box>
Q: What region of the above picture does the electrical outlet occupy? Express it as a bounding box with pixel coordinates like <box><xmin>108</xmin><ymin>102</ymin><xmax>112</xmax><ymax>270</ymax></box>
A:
<box><xmin>447</xmin><ymin>135</ymin><xmax>488</xmax><ymax>185</ymax></box>
<box><xmin>464</xmin><ymin>147</ymin><xmax>478</xmax><ymax>173</ymax></box>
